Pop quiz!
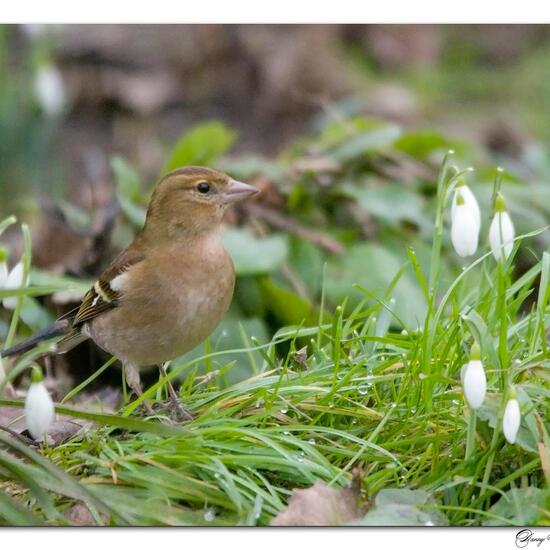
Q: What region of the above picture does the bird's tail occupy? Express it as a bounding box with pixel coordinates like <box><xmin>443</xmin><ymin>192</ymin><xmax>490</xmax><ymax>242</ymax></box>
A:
<box><xmin>0</xmin><ymin>318</ymin><xmax>78</xmax><ymax>358</ymax></box>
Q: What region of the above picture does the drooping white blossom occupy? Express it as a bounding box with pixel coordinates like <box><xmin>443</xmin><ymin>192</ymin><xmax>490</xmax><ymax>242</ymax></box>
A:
<box><xmin>24</xmin><ymin>366</ymin><xmax>55</xmax><ymax>442</ymax></box>
<box><xmin>503</xmin><ymin>397</ymin><xmax>521</xmax><ymax>444</ymax></box>
<box><xmin>34</xmin><ymin>64</ymin><xmax>66</xmax><ymax>118</ymax></box>
<box><xmin>451</xmin><ymin>191</ymin><xmax>479</xmax><ymax>257</ymax></box>
<box><xmin>462</xmin><ymin>343</ymin><xmax>486</xmax><ymax>410</ymax></box>
<box><xmin>2</xmin><ymin>261</ymin><xmax>27</xmax><ymax>310</ymax></box>
<box><xmin>489</xmin><ymin>193</ymin><xmax>515</xmax><ymax>262</ymax></box>
<box><xmin>451</xmin><ymin>181</ymin><xmax>480</xmax><ymax>232</ymax></box>
<box><xmin>0</xmin><ymin>248</ymin><xmax>8</xmax><ymax>289</ymax></box>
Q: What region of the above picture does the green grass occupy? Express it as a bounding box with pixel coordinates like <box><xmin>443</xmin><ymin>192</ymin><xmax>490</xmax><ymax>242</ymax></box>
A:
<box><xmin>0</xmin><ymin>154</ymin><xmax>549</xmax><ymax>526</ymax></box>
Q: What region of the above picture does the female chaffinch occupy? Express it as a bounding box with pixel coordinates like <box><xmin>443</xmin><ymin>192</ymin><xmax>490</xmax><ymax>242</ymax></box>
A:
<box><xmin>2</xmin><ymin>166</ymin><xmax>259</xmax><ymax>419</ymax></box>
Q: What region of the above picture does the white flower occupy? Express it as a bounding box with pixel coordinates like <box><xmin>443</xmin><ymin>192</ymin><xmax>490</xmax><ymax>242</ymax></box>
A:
<box><xmin>34</xmin><ymin>64</ymin><xmax>65</xmax><ymax>117</ymax></box>
<box><xmin>24</xmin><ymin>367</ymin><xmax>55</xmax><ymax>442</ymax></box>
<box><xmin>451</xmin><ymin>183</ymin><xmax>480</xmax><ymax>232</ymax></box>
<box><xmin>451</xmin><ymin>191</ymin><xmax>479</xmax><ymax>257</ymax></box>
<box><xmin>0</xmin><ymin>258</ymin><xmax>7</xmax><ymax>289</ymax></box>
<box><xmin>503</xmin><ymin>398</ymin><xmax>521</xmax><ymax>444</ymax></box>
<box><xmin>462</xmin><ymin>344</ymin><xmax>486</xmax><ymax>409</ymax></box>
<box><xmin>2</xmin><ymin>261</ymin><xmax>27</xmax><ymax>310</ymax></box>
<box><xmin>489</xmin><ymin>195</ymin><xmax>515</xmax><ymax>262</ymax></box>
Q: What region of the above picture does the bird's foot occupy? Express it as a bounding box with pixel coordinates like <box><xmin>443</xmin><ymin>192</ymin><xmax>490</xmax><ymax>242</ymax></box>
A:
<box><xmin>166</xmin><ymin>397</ymin><xmax>194</xmax><ymax>423</ymax></box>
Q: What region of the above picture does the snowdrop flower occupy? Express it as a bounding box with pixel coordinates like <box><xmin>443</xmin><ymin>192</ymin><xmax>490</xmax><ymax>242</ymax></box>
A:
<box><xmin>503</xmin><ymin>391</ymin><xmax>521</xmax><ymax>444</ymax></box>
<box><xmin>34</xmin><ymin>64</ymin><xmax>66</xmax><ymax>118</ymax></box>
<box><xmin>0</xmin><ymin>248</ymin><xmax>8</xmax><ymax>289</ymax></box>
<box><xmin>489</xmin><ymin>193</ymin><xmax>515</xmax><ymax>262</ymax></box>
<box><xmin>2</xmin><ymin>261</ymin><xmax>27</xmax><ymax>310</ymax></box>
<box><xmin>24</xmin><ymin>366</ymin><xmax>55</xmax><ymax>442</ymax></box>
<box><xmin>451</xmin><ymin>191</ymin><xmax>479</xmax><ymax>257</ymax></box>
<box><xmin>451</xmin><ymin>178</ymin><xmax>480</xmax><ymax>232</ymax></box>
<box><xmin>462</xmin><ymin>343</ymin><xmax>486</xmax><ymax>410</ymax></box>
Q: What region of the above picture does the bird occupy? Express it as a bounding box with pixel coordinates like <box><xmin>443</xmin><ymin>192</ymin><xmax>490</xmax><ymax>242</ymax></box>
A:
<box><xmin>2</xmin><ymin>166</ymin><xmax>260</xmax><ymax>419</ymax></box>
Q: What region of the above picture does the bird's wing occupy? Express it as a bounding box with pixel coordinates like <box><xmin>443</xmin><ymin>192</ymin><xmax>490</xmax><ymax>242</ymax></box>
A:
<box><xmin>72</xmin><ymin>249</ymin><xmax>145</xmax><ymax>327</ymax></box>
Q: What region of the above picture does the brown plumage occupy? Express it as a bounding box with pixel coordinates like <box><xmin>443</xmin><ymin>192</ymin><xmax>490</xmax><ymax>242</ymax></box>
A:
<box><xmin>3</xmin><ymin>166</ymin><xmax>259</xmax><ymax>418</ymax></box>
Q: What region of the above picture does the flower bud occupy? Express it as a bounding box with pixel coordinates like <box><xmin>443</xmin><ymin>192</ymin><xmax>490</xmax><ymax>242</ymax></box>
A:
<box><xmin>34</xmin><ymin>64</ymin><xmax>66</xmax><ymax>118</ymax></box>
<box><xmin>24</xmin><ymin>366</ymin><xmax>55</xmax><ymax>442</ymax></box>
<box><xmin>0</xmin><ymin>247</ymin><xmax>8</xmax><ymax>289</ymax></box>
<box><xmin>462</xmin><ymin>343</ymin><xmax>486</xmax><ymax>409</ymax></box>
<box><xmin>451</xmin><ymin>180</ymin><xmax>480</xmax><ymax>232</ymax></box>
<box><xmin>489</xmin><ymin>193</ymin><xmax>515</xmax><ymax>262</ymax></box>
<box><xmin>2</xmin><ymin>261</ymin><xmax>27</xmax><ymax>310</ymax></box>
<box><xmin>502</xmin><ymin>393</ymin><xmax>521</xmax><ymax>444</ymax></box>
<box><xmin>451</xmin><ymin>191</ymin><xmax>479</xmax><ymax>257</ymax></box>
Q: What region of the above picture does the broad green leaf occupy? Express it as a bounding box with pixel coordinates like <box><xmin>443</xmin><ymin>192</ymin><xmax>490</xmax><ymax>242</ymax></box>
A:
<box><xmin>223</xmin><ymin>229</ymin><xmax>288</xmax><ymax>276</ymax></box>
<box><xmin>394</xmin><ymin>131</ymin><xmax>455</xmax><ymax>158</ymax></box>
<box><xmin>342</xmin><ymin>182</ymin><xmax>432</xmax><ymax>234</ymax></box>
<box><xmin>258</xmin><ymin>276</ymin><xmax>316</xmax><ymax>327</ymax></box>
<box><xmin>325</xmin><ymin>243</ymin><xmax>426</xmax><ymax>329</ymax></box>
<box><xmin>352</xmin><ymin>488</ymin><xmax>448</xmax><ymax>526</ymax></box>
<box><xmin>483</xmin><ymin>487</ymin><xmax>550</xmax><ymax>526</ymax></box>
<box><xmin>164</xmin><ymin>121</ymin><xmax>236</xmax><ymax>173</ymax></box>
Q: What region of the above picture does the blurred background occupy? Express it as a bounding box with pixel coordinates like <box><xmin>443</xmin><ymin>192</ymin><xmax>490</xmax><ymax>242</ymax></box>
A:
<box><xmin>2</xmin><ymin>24</ymin><xmax>550</xmax><ymax>389</ymax></box>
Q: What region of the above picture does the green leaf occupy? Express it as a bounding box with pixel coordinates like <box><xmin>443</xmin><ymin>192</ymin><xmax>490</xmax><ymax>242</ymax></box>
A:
<box><xmin>111</xmin><ymin>156</ymin><xmax>147</xmax><ymax>226</ymax></box>
<box><xmin>164</xmin><ymin>121</ymin><xmax>237</xmax><ymax>173</ymax></box>
<box><xmin>342</xmin><ymin>182</ymin><xmax>432</xmax><ymax>234</ymax></box>
<box><xmin>223</xmin><ymin>229</ymin><xmax>288</xmax><ymax>276</ymax></box>
<box><xmin>394</xmin><ymin>131</ymin><xmax>455</xmax><ymax>158</ymax></box>
<box><xmin>328</xmin><ymin>123</ymin><xmax>402</xmax><ymax>162</ymax></box>
<box><xmin>325</xmin><ymin>243</ymin><xmax>426</xmax><ymax>329</ymax></box>
<box><xmin>352</xmin><ymin>488</ymin><xmax>448</xmax><ymax>526</ymax></box>
<box><xmin>483</xmin><ymin>487</ymin><xmax>550</xmax><ymax>526</ymax></box>
<box><xmin>258</xmin><ymin>276</ymin><xmax>316</xmax><ymax>327</ymax></box>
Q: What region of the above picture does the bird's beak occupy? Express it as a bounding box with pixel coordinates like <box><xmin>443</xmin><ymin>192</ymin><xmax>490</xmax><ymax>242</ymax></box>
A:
<box><xmin>222</xmin><ymin>179</ymin><xmax>260</xmax><ymax>204</ymax></box>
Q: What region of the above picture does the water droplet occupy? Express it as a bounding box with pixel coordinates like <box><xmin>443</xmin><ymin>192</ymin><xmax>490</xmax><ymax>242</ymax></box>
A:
<box><xmin>419</xmin><ymin>373</ymin><xmax>427</xmax><ymax>380</ymax></box>
<box><xmin>401</xmin><ymin>329</ymin><xmax>408</xmax><ymax>336</ymax></box>
<box><xmin>214</xmin><ymin>472</ymin><xmax>221</xmax><ymax>479</ymax></box>
<box><xmin>380</xmin><ymin>355</ymin><xmax>386</xmax><ymax>361</ymax></box>
<box><xmin>452</xmin><ymin>399</ymin><xmax>460</xmax><ymax>406</ymax></box>
<box><xmin>221</xmin><ymin>330</ymin><xmax>228</xmax><ymax>337</ymax></box>
<box><xmin>411</xmin><ymin>407</ymin><xmax>417</xmax><ymax>414</ymax></box>
<box><xmin>296</xmin><ymin>454</ymin><xmax>304</xmax><ymax>463</ymax></box>
<box><xmin>308</xmin><ymin>438</ymin><xmax>316</xmax><ymax>445</ymax></box>
<box><xmin>337</xmin><ymin>372</ymin><xmax>345</xmax><ymax>380</ymax></box>
<box><xmin>351</xmin><ymin>418</ymin><xmax>358</xmax><ymax>425</ymax></box>
<box><xmin>328</xmin><ymin>402</ymin><xmax>334</xmax><ymax>409</ymax></box>
<box><xmin>391</xmin><ymin>403</ymin><xmax>397</xmax><ymax>409</ymax></box>
<box><xmin>358</xmin><ymin>386</ymin><xmax>369</xmax><ymax>395</ymax></box>
<box><xmin>283</xmin><ymin>430</ymin><xmax>290</xmax><ymax>436</ymax></box>
<box><xmin>385</xmin><ymin>462</ymin><xmax>397</xmax><ymax>469</ymax></box>
<box><xmin>425</xmin><ymin>521</ymin><xmax>434</xmax><ymax>526</ymax></box>
<box><xmin>204</xmin><ymin>509</ymin><xmax>216</xmax><ymax>522</ymax></box>
<box><xmin>280</xmin><ymin>408</ymin><xmax>288</xmax><ymax>414</ymax></box>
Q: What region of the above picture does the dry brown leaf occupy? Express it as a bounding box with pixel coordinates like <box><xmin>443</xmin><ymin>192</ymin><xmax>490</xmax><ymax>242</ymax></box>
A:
<box><xmin>64</xmin><ymin>502</ymin><xmax>109</xmax><ymax>526</ymax></box>
<box><xmin>271</xmin><ymin>469</ymin><xmax>365</xmax><ymax>526</ymax></box>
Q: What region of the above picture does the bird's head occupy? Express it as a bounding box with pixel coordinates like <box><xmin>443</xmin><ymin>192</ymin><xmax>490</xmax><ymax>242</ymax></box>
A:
<box><xmin>143</xmin><ymin>166</ymin><xmax>259</xmax><ymax>240</ymax></box>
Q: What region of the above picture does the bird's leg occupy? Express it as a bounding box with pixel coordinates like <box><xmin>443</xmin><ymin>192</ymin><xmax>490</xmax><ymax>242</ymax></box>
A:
<box><xmin>124</xmin><ymin>363</ymin><xmax>156</xmax><ymax>417</ymax></box>
<box><xmin>158</xmin><ymin>363</ymin><xmax>193</xmax><ymax>421</ymax></box>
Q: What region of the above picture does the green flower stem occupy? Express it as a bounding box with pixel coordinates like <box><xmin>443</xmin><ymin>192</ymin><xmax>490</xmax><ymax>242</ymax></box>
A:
<box><xmin>4</xmin><ymin>224</ymin><xmax>32</xmax><ymax>350</ymax></box>
<box><xmin>465</xmin><ymin>409</ymin><xmax>477</xmax><ymax>462</ymax></box>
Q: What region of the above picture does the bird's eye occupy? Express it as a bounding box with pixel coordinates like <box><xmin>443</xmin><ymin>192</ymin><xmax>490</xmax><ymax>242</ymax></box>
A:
<box><xmin>196</xmin><ymin>181</ymin><xmax>211</xmax><ymax>194</ymax></box>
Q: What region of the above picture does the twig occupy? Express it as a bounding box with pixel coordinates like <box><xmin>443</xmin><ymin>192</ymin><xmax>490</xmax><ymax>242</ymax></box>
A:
<box><xmin>244</xmin><ymin>203</ymin><xmax>345</xmax><ymax>255</ymax></box>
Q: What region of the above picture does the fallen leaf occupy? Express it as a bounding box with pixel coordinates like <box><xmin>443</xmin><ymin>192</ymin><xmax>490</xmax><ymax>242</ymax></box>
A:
<box><xmin>271</xmin><ymin>469</ymin><xmax>364</xmax><ymax>526</ymax></box>
<box><xmin>64</xmin><ymin>502</ymin><xmax>109</xmax><ymax>526</ymax></box>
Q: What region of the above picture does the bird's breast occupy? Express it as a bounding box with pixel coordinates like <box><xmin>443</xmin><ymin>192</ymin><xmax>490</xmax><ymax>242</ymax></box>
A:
<box><xmin>88</xmin><ymin>237</ymin><xmax>235</xmax><ymax>367</ymax></box>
